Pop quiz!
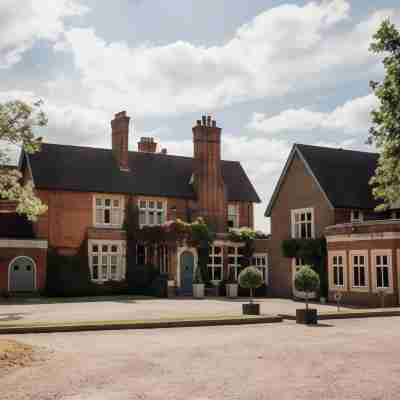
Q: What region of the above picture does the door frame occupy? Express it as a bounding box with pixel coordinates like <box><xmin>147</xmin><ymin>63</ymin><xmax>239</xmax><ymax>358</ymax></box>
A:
<box><xmin>8</xmin><ymin>256</ymin><xmax>37</xmax><ymax>292</ymax></box>
<box><xmin>177</xmin><ymin>247</ymin><xmax>198</xmax><ymax>288</ymax></box>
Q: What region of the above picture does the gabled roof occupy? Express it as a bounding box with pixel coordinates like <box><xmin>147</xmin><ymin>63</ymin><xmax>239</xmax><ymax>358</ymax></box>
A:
<box><xmin>26</xmin><ymin>143</ymin><xmax>260</xmax><ymax>203</ymax></box>
<box><xmin>265</xmin><ymin>143</ymin><xmax>379</xmax><ymax>217</ymax></box>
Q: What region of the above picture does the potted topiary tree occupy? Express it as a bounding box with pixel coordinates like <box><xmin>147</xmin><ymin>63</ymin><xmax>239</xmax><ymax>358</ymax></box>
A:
<box><xmin>238</xmin><ymin>266</ymin><xmax>263</xmax><ymax>315</ymax></box>
<box><xmin>294</xmin><ymin>265</ymin><xmax>320</xmax><ymax>324</ymax></box>
<box><xmin>226</xmin><ymin>268</ymin><xmax>238</xmax><ymax>298</ymax></box>
<box><xmin>192</xmin><ymin>265</ymin><xmax>205</xmax><ymax>299</ymax></box>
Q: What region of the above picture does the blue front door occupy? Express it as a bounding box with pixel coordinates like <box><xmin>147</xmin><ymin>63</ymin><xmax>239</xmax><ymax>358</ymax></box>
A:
<box><xmin>180</xmin><ymin>251</ymin><xmax>194</xmax><ymax>294</ymax></box>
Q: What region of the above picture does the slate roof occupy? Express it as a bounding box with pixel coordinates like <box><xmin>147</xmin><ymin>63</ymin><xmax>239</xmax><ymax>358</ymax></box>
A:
<box><xmin>26</xmin><ymin>143</ymin><xmax>260</xmax><ymax>203</ymax></box>
<box><xmin>265</xmin><ymin>144</ymin><xmax>379</xmax><ymax>216</ymax></box>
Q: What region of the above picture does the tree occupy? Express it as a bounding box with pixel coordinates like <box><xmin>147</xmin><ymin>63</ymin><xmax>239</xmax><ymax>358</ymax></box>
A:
<box><xmin>294</xmin><ymin>266</ymin><xmax>320</xmax><ymax>311</ymax></box>
<box><xmin>368</xmin><ymin>20</ymin><xmax>400</xmax><ymax>210</ymax></box>
<box><xmin>0</xmin><ymin>99</ymin><xmax>47</xmax><ymax>220</ymax></box>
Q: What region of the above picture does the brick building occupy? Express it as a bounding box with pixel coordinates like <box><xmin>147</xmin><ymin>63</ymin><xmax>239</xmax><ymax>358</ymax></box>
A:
<box><xmin>1</xmin><ymin>112</ymin><xmax>268</xmax><ymax>294</ymax></box>
<box><xmin>265</xmin><ymin>143</ymin><xmax>400</xmax><ymax>306</ymax></box>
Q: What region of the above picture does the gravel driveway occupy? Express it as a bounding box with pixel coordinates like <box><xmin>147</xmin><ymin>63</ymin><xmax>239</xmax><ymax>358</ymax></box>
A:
<box><xmin>1</xmin><ymin>317</ymin><xmax>400</xmax><ymax>399</ymax></box>
<box><xmin>0</xmin><ymin>297</ymin><xmax>351</xmax><ymax>324</ymax></box>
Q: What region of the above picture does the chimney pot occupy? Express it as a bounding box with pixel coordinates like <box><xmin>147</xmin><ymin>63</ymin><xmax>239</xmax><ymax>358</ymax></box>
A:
<box><xmin>138</xmin><ymin>136</ymin><xmax>157</xmax><ymax>153</ymax></box>
<box><xmin>207</xmin><ymin>116</ymin><xmax>211</xmax><ymax>127</ymax></box>
<box><xmin>212</xmin><ymin>120</ymin><xmax>216</xmax><ymax>127</ymax></box>
<box><xmin>161</xmin><ymin>148</ymin><xmax>167</xmax><ymax>154</ymax></box>
<box><xmin>202</xmin><ymin>115</ymin><xmax>207</xmax><ymax>126</ymax></box>
<box><xmin>197</xmin><ymin>120</ymin><xmax>201</xmax><ymax>126</ymax></box>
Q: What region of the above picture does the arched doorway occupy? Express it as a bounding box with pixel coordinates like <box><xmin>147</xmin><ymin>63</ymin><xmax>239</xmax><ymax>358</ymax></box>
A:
<box><xmin>9</xmin><ymin>256</ymin><xmax>36</xmax><ymax>292</ymax></box>
<box><xmin>180</xmin><ymin>251</ymin><xmax>194</xmax><ymax>294</ymax></box>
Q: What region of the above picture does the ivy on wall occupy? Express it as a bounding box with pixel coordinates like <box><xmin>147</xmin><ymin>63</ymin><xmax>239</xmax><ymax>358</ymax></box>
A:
<box><xmin>281</xmin><ymin>238</ymin><xmax>328</xmax><ymax>297</ymax></box>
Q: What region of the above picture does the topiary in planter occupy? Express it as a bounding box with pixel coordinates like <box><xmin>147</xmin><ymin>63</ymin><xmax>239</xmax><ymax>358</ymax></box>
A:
<box><xmin>238</xmin><ymin>266</ymin><xmax>263</xmax><ymax>315</ymax></box>
<box><xmin>294</xmin><ymin>265</ymin><xmax>320</xmax><ymax>324</ymax></box>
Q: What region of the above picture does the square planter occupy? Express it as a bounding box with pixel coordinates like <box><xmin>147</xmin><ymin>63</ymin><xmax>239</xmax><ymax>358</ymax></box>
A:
<box><xmin>193</xmin><ymin>283</ymin><xmax>205</xmax><ymax>299</ymax></box>
<box><xmin>242</xmin><ymin>303</ymin><xmax>260</xmax><ymax>315</ymax></box>
<box><xmin>296</xmin><ymin>309</ymin><xmax>318</xmax><ymax>325</ymax></box>
<box><xmin>226</xmin><ymin>283</ymin><xmax>238</xmax><ymax>298</ymax></box>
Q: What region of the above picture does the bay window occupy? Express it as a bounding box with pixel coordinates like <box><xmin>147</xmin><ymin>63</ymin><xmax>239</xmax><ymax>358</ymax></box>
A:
<box><xmin>89</xmin><ymin>241</ymin><xmax>125</xmax><ymax>282</ymax></box>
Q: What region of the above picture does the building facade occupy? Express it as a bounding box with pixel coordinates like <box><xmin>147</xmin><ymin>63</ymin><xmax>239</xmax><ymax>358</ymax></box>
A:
<box><xmin>0</xmin><ymin>112</ymin><xmax>268</xmax><ymax>294</ymax></box>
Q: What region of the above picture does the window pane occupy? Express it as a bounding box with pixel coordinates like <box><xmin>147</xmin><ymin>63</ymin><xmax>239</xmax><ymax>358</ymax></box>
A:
<box><xmin>377</xmin><ymin>256</ymin><xmax>381</xmax><ymax>265</ymax></box>
<box><xmin>360</xmin><ymin>256</ymin><xmax>364</xmax><ymax>265</ymax></box>
<box><xmin>139</xmin><ymin>211</ymin><xmax>146</xmax><ymax>226</ymax></box>
<box><xmin>339</xmin><ymin>267</ymin><xmax>343</xmax><ymax>285</ymax></box>
<box><xmin>214</xmin><ymin>247</ymin><xmax>222</xmax><ymax>255</ymax></box>
<box><xmin>377</xmin><ymin>267</ymin><xmax>383</xmax><ymax>287</ymax></box>
<box><xmin>228</xmin><ymin>257</ymin><xmax>235</xmax><ymax>265</ymax></box>
<box><xmin>101</xmin><ymin>265</ymin><xmax>108</xmax><ymax>280</ymax></box>
<box><xmin>383</xmin><ymin>255</ymin><xmax>388</xmax><ymax>265</ymax></box>
<box><xmin>105</xmin><ymin>199</ymin><xmax>111</xmax><ymax>207</ymax></box>
<box><xmin>113</xmin><ymin>199</ymin><xmax>120</xmax><ymax>208</ymax></box>
<box><xmin>214</xmin><ymin>267</ymin><xmax>222</xmax><ymax>280</ymax></box>
<box><xmin>104</xmin><ymin>209</ymin><xmax>111</xmax><ymax>224</ymax></box>
<box><xmin>111</xmin><ymin>255</ymin><xmax>117</xmax><ymax>265</ymax></box>
<box><xmin>208</xmin><ymin>267</ymin><xmax>213</xmax><ymax>280</ymax></box>
<box><xmin>96</xmin><ymin>198</ymin><xmax>102</xmax><ymax>207</ymax></box>
<box><xmin>92</xmin><ymin>245</ymin><xmax>99</xmax><ymax>253</ymax></box>
<box><xmin>228</xmin><ymin>247</ymin><xmax>235</xmax><ymax>255</ymax></box>
<box><xmin>139</xmin><ymin>200</ymin><xmax>146</xmax><ymax>209</ymax></box>
<box><xmin>92</xmin><ymin>255</ymin><xmax>98</xmax><ymax>265</ymax></box>
<box><xmin>148</xmin><ymin>211</ymin><xmax>155</xmax><ymax>225</ymax></box>
<box><xmin>354</xmin><ymin>267</ymin><xmax>359</xmax><ymax>286</ymax></box>
<box><xmin>102</xmin><ymin>245</ymin><xmax>108</xmax><ymax>252</ymax></box>
<box><xmin>157</xmin><ymin>201</ymin><xmax>163</xmax><ymax>210</ymax></box>
<box><xmin>149</xmin><ymin>201</ymin><xmax>155</xmax><ymax>209</ymax></box>
<box><xmin>111</xmin><ymin>265</ymin><xmax>117</xmax><ymax>279</ymax></box>
<box><xmin>306</xmin><ymin>212</ymin><xmax>312</xmax><ymax>221</ymax></box>
<box><xmin>93</xmin><ymin>265</ymin><xmax>98</xmax><ymax>279</ymax></box>
<box><xmin>111</xmin><ymin>245</ymin><xmax>118</xmax><ymax>253</ymax></box>
<box><xmin>214</xmin><ymin>257</ymin><xmax>222</xmax><ymax>265</ymax></box>
<box><xmin>383</xmin><ymin>267</ymin><xmax>389</xmax><ymax>287</ymax></box>
<box><xmin>360</xmin><ymin>267</ymin><xmax>365</xmax><ymax>286</ymax></box>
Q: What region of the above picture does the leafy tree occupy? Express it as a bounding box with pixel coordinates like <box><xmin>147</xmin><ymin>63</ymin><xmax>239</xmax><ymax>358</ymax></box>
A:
<box><xmin>0</xmin><ymin>99</ymin><xmax>47</xmax><ymax>220</ymax></box>
<box><xmin>294</xmin><ymin>266</ymin><xmax>320</xmax><ymax>311</ymax></box>
<box><xmin>368</xmin><ymin>20</ymin><xmax>400</xmax><ymax>210</ymax></box>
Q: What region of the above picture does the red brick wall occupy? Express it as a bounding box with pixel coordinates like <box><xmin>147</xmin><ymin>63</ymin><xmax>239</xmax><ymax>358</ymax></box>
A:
<box><xmin>0</xmin><ymin>245</ymin><xmax>47</xmax><ymax>292</ymax></box>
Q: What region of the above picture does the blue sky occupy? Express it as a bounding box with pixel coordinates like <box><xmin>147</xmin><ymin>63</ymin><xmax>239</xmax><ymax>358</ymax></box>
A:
<box><xmin>1</xmin><ymin>0</ymin><xmax>399</xmax><ymax>231</ymax></box>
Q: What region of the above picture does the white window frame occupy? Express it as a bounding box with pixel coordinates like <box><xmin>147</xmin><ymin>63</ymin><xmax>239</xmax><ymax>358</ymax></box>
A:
<box><xmin>291</xmin><ymin>207</ymin><xmax>315</xmax><ymax>239</ymax></box>
<box><xmin>88</xmin><ymin>240</ymin><xmax>126</xmax><ymax>283</ymax></box>
<box><xmin>228</xmin><ymin>204</ymin><xmax>240</xmax><ymax>229</ymax></box>
<box><xmin>138</xmin><ymin>199</ymin><xmax>167</xmax><ymax>228</ymax></box>
<box><xmin>208</xmin><ymin>246</ymin><xmax>223</xmax><ymax>282</ymax></box>
<box><xmin>252</xmin><ymin>253</ymin><xmax>268</xmax><ymax>284</ymax></box>
<box><xmin>329</xmin><ymin>251</ymin><xmax>347</xmax><ymax>291</ymax></box>
<box><xmin>371</xmin><ymin>249</ymin><xmax>393</xmax><ymax>293</ymax></box>
<box><xmin>351</xmin><ymin>210</ymin><xmax>364</xmax><ymax>223</ymax></box>
<box><xmin>93</xmin><ymin>195</ymin><xmax>124</xmax><ymax>228</ymax></box>
<box><xmin>349</xmin><ymin>250</ymin><xmax>369</xmax><ymax>291</ymax></box>
<box><xmin>227</xmin><ymin>245</ymin><xmax>243</xmax><ymax>280</ymax></box>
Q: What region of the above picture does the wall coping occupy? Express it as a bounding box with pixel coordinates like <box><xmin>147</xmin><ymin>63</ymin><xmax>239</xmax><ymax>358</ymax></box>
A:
<box><xmin>0</xmin><ymin>239</ymin><xmax>48</xmax><ymax>249</ymax></box>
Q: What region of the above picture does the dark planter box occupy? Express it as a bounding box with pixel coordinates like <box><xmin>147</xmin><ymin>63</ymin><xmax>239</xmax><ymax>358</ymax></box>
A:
<box><xmin>242</xmin><ymin>303</ymin><xmax>260</xmax><ymax>315</ymax></box>
<box><xmin>296</xmin><ymin>309</ymin><xmax>318</xmax><ymax>325</ymax></box>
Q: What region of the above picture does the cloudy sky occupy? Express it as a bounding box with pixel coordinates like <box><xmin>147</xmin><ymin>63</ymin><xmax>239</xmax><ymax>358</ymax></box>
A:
<box><xmin>1</xmin><ymin>0</ymin><xmax>399</xmax><ymax>232</ymax></box>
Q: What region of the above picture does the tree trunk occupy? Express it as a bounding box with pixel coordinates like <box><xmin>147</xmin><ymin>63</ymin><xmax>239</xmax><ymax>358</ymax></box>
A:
<box><xmin>250</xmin><ymin>288</ymin><xmax>253</xmax><ymax>304</ymax></box>
<box><xmin>305</xmin><ymin>291</ymin><xmax>309</xmax><ymax>311</ymax></box>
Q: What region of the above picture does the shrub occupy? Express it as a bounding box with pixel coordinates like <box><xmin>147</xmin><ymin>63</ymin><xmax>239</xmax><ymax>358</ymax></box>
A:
<box><xmin>45</xmin><ymin>248</ymin><xmax>93</xmax><ymax>297</ymax></box>
<box><xmin>128</xmin><ymin>263</ymin><xmax>158</xmax><ymax>289</ymax></box>
<box><xmin>294</xmin><ymin>265</ymin><xmax>320</xmax><ymax>310</ymax></box>
<box><xmin>238</xmin><ymin>266</ymin><xmax>263</xmax><ymax>302</ymax></box>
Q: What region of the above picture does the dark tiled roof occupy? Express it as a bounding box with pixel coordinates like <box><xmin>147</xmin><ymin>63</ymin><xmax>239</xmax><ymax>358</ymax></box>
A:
<box><xmin>27</xmin><ymin>143</ymin><xmax>260</xmax><ymax>203</ymax></box>
<box><xmin>296</xmin><ymin>144</ymin><xmax>378</xmax><ymax>210</ymax></box>
<box><xmin>265</xmin><ymin>144</ymin><xmax>379</xmax><ymax>216</ymax></box>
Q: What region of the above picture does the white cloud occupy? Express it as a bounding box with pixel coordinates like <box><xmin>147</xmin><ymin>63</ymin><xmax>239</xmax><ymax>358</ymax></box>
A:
<box><xmin>56</xmin><ymin>1</ymin><xmax>397</xmax><ymax>116</ymax></box>
<box><xmin>0</xmin><ymin>0</ymin><xmax>88</xmax><ymax>68</ymax></box>
<box><xmin>249</xmin><ymin>94</ymin><xmax>378</xmax><ymax>135</ymax></box>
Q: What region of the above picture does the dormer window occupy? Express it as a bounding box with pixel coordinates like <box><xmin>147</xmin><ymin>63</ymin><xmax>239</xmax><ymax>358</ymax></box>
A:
<box><xmin>94</xmin><ymin>195</ymin><xmax>124</xmax><ymax>227</ymax></box>
<box><xmin>228</xmin><ymin>204</ymin><xmax>239</xmax><ymax>228</ymax></box>
<box><xmin>351</xmin><ymin>210</ymin><xmax>363</xmax><ymax>223</ymax></box>
<box><xmin>138</xmin><ymin>199</ymin><xmax>166</xmax><ymax>228</ymax></box>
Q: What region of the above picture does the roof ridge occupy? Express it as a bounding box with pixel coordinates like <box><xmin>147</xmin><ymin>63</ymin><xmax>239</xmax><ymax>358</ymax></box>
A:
<box><xmin>295</xmin><ymin>143</ymin><xmax>378</xmax><ymax>156</ymax></box>
<box><xmin>40</xmin><ymin>142</ymin><xmax>241</xmax><ymax>163</ymax></box>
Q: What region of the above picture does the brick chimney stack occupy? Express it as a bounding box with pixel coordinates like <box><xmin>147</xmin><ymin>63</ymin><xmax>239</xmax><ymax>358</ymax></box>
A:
<box><xmin>192</xmin><ymin>115</ymin><xmax>227</xmax><ymax>232</ymax></box>
<box><xmin>111</xmin><ymin>111</ymin><xmax>130</xmax><ymax>171</ymax></box>
<box><xmin>138</xmin><ymin>137</ymin><xmax>157</xmax><ymax>153</ymax></box>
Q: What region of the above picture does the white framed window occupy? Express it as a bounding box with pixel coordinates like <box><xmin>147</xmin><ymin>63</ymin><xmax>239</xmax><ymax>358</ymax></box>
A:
<box><xmin>252</xmin><ymin>253</ymin><xmax>268</xmax><ymax>283</ymax></box>
<box><xmin>228</xmin><ymin>204</ymin><xmax>239</xmax><ymax>228</ymax></box>
<box><xmin>329</xmin><ymin>251</ymin><xmax>347</xmax><ymax>290</ymax></box>
<box><xmin>227</xmin><ymin>245</ymin><xmax>243</xmax><ymax>280</ymax></box>
<box><xmin>208</xmin><ymin>246</ymin><xmax>223</xmax><ymax>281</ymax></box>
<box><xmin>351</xmin><ymin>210</ymin><xmax>363</xmax><ymax>223</ymax></box>
<box><xmin>94</xmin><ymin>195</ymin><xmax>124</xmax><ymax>227</ymax></box>
<box><xmin>372</xmin><ymin>250</ymin><xmax>393</xmax><ymax>293</ymax></box>
<box><xmin>350</xmin><ymin>251</ymin><xmax>368</xmax><ymax>290</ymax></box>
<box><xmin>291</xmin><ymin>208</ymin><xmax>314</xmax><ymax>239</ymax></box>
<box><xmin>138</xmin><ymin>199</ymin><xmax>166</xmax><ymax>228</ymax></box>
<box><xmin>89</xmin><ymin>240</ymin><xmax>125</xmax><ymax>282</ymax></box>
